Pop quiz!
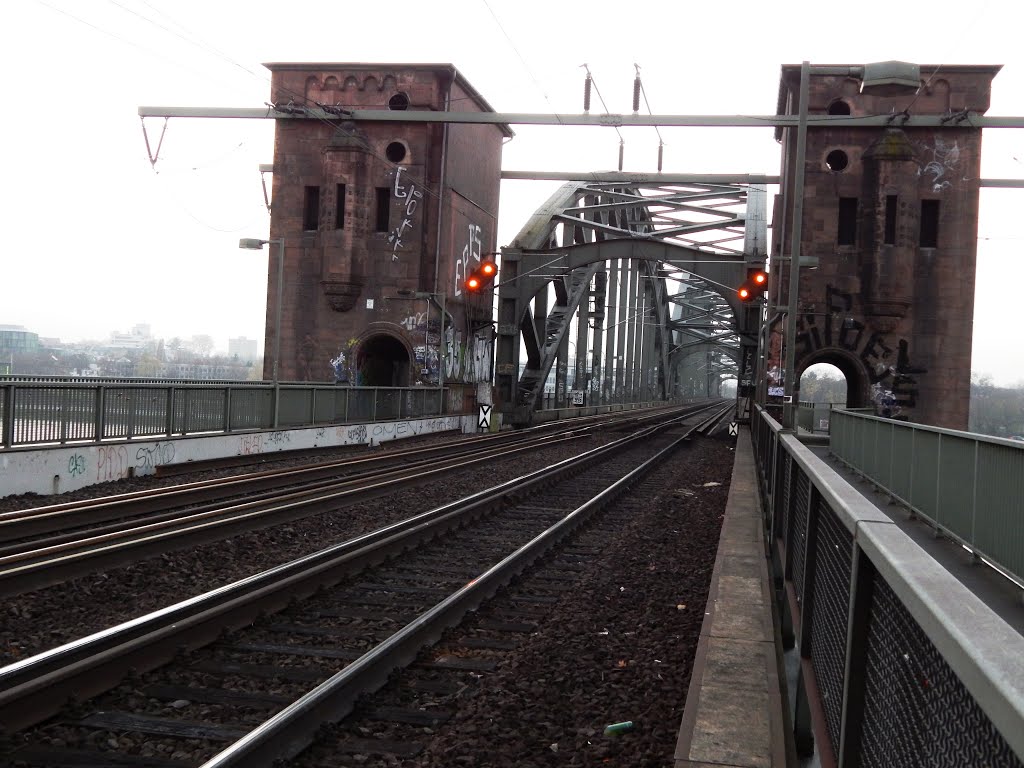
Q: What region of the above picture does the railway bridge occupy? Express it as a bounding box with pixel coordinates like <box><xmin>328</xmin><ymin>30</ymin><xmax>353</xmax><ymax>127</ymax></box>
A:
<box><xmin>0</xmin><ymin>60</ymin><xmax>1020</xmax><ymax>766</ymax></box>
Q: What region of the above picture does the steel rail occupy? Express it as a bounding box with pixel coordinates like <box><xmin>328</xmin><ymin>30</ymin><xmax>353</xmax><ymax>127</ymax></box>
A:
<box><xmin>0</xmin><ymin>406</ymin><xmax>714</xmax><ymax>733</ymax></box>
<box><xmin>200</xmin><ymin>407</ymin><xmax>717</xmax><ymax>766</ymax></box>
<box><xmin>0</xmin><ymin>403</ymin><xmax>691</xmax><ymax>542</ymax></box>
<box><xmin>0</xmin><ymin>432</ymin><xmax>593</xmax><ymax>597</ymax></box>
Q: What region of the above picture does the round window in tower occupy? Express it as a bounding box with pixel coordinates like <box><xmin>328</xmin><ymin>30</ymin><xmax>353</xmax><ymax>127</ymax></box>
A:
<box><xmin>386</xmin><ymin>141</ymin><xmax>407</xmax><ymax>163</ymax></box>
<box><xmin>825</xmin><ymin>149</ymin><xmax>849</xmax><ymax>172</ymax></box>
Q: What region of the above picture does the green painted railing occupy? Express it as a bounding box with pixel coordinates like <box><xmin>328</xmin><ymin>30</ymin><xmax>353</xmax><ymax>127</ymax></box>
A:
<box><xmin>830</xmin><ymin>409</ymin><xmax>1024</xmax><ymax>586</ymax></box>
<box><xmin>0</xmin><ymin>380</ymin><xmax>452</xmax><ymax>449</ymax></box>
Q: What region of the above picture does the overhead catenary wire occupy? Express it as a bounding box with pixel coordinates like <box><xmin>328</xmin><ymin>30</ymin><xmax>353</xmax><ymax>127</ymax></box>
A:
<box><xmin>634</xmin><ymin>64</ymin><xmax>666</xmax><ymax>172</ymax></box>
<box><xmin>581</xmin><ymin>64</ymin><xmax>626</xmax><ymax>170</ymax></box>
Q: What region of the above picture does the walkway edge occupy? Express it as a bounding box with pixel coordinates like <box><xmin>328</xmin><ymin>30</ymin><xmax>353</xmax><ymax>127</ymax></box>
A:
<box><xmin>674</xmin><ymin>428</ymin><xmax>789</xmax><ymax>767</ymax></box>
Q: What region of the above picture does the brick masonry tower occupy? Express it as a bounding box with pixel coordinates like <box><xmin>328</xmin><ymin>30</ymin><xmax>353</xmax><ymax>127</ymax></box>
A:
<box><xmin>263</xmin><ymin>63</ymin><xmax>510</xmax><ymax>397</ymax></box>
<box><xmin>771</xmin><ymin>64</ymin><xmax>1001</xmax><ymax>429</ymax></box>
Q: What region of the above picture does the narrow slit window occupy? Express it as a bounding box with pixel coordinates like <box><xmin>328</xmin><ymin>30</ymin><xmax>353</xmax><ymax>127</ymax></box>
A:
<box><xmin>884</xmin><ymin>195</ymin><xmax>898</xmax><ymax>245</ymax></box>
<box><xmin>335</xmin><ymin>184</ymin><xmax>346</xmax><ymax>230</ymax></box>
<box><xmin>303</xmin><ymin>186</ymin><xmax>320</xmax><ymax>231</ymax></box>
<box><xmin>920</xmin><ymin>199</ymin><xmax>939</xmax><ymax>247</ymax></box>
<box><xmin>375</xmin><ymin>187</ymin><xmax>391</xmax><ymax>232</ymax></box>
<box><xmin>837</xmin><ymin>197</ymin><xmax>857</xmax><ymax>246</ymax></box>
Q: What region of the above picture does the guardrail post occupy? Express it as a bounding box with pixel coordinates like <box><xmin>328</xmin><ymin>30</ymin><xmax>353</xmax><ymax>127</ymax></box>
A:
<box><xmin>272</xmin><ymin>382</ymin><xmax>280</xmax><ymax>430</ymax></box>
<box><xmin>837</xmin><ymin>546</ymin><xmax>876</xmax><ymax>766</ymax></box>
<box><xmin>310</xmin><ymin>387</ymin><xmax>317</xmax><ymax>426</ymax></box>
<box><xmin>798</xmin><ymin>485</ymin><xmax>823</xmax><ymax>653</ymax></box>
<box><xmin>126</xmin><ymin>388</ymin><xmax>136</xmax><ymax>440</ymax></box>
<box><xmin>224</xmin><ymin>386</ymin><xmax>232</xmax><ymax>433</ymax></box>
<box><xmin>1</xmin><ymin>385</ymin><xmax>14</xmax><ymax>448</ymax></box>
<box><xmin>372</xmin><ymin>387</ymin><xmax>378</xmax><ymax>422</ymax></box>
<box><xmin>59</xmin><ymin>386</ymin><xmax>68</xmax><ymax>444</ymax></box>
<box><xmin>94</xmin><ymin>385</ymin><xmax>105</xmax><ymax>442</ymax></box>
<box><xmin>166</xmin><ymin>387</ymin><xmax>176</xmax><ymax>436</ymax></box>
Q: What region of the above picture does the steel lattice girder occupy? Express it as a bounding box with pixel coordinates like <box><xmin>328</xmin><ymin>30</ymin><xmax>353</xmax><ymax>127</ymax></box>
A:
<box><xmin>496</xmin><ymin>181</ymin><xmax>767</xmax><ymax>422</ymax></box>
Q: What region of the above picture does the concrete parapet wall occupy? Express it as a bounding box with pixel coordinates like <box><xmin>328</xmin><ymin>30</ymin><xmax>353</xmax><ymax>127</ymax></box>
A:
<box><xmin>0</xmin><ymin>414</ymin><xmax>482</xmax><ymax>498</ymax></box>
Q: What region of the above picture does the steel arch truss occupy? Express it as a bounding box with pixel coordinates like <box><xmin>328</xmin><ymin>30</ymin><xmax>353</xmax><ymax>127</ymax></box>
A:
<box><xmin>496</xmin><ymin>181</ymin><xmax>766</xmax><ymax>424</ymax></box>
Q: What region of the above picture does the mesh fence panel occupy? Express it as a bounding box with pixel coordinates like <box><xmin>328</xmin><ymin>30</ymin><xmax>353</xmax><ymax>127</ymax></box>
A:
<box><xmin>781</xmin><ymin>453</ymin><xmax>793</xmax><ymax>548</ymax></box>
<box><xmin>791</xmin><ymin>469</ymin><xmax>810</xmax><ymax>600</ymax></box>
<box><xmin>860</xmin><ymin>575</ymin><xmax>1023</xmax><ymax>768</ymax></box>
<box><xmin>808</xmin><ymin>499</ymin><xmax>853</xmax><ymax>755</ymax></box>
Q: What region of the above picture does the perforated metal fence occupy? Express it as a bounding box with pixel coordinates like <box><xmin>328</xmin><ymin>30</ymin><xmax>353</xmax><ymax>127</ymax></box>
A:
<box><xmin>0</xmin><ymin>380</ymin><xmax>449</xmax><ymax>449</ymax></box>
<box><xmin>751</xmin><ymin>406</ymin><xmax>1024</xmax><ymax>766</ymax></box>
<box><xmin>831</xmin><ymin>409</ymin><xmax>1024</xmax><ymax>587</ymax></box>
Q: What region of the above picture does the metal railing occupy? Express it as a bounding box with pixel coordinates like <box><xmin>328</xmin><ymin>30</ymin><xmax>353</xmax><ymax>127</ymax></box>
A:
<box><xmin>0</xmin><ymin>380</ymin><xmax>448</xmax><ymax>449</ymax></box>
<box><xmin>796</xmin><ymin>401</ymin><xmax>839</xmax><ymax>434</ymax></box>
<box><xmin>830</xmin><ymin>408</ymin><xmax>1024</xmax><ymax>587</ymax></box>
<box><xmin>751</xmin><ymin>406</ymin><xmax>1024</xmax><ymax>765</ymax></box>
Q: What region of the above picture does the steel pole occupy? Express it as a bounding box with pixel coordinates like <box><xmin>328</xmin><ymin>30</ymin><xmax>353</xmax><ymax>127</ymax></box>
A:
<box><xmin>272</xmin><ymin>238</ymin><xmax>284</xmax><ymax>429</ymax></box>
<box><xmin>438</xmin><ymin>292</ymin><xmax>446</xmax><ymax>413</ymax></box>
<box><xmin>783</xmin><ymin>62</ymin><xmax>810</xmax><ymax>431</ymax></box>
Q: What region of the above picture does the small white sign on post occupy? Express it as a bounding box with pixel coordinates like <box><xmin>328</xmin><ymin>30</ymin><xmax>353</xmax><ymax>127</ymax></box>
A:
<box><xmin>478</xmin><ymin>404</ymin><xmax>492</xmax><ymax>430</ymax></box>
<box><xmin>728</xmin><ymin>422</ymin><xmax>738</xmax><ymax>437</ymax></box>
<box><xmin>571</xmin><ymin>390</ymin><xmax>584</xmax><ymax>406</ymax></box>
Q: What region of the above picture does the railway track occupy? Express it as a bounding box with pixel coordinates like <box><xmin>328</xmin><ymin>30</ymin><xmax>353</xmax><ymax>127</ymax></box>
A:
<box><xmin>0</xmin><ymin>404</ymin><xmax>730</xmax><ymax>767</ymax></box>
<box><xmin>0</xmin><ymin>404</ymin><xmax>716</xmax><ymax>598</ymax></box>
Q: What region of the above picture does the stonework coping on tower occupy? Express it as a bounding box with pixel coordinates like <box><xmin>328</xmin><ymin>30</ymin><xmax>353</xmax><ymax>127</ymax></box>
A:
<box><xmin>321</xmin><ymin>280</ymin><xmax>363</xmax><ymax>312</ymax></box>
<box><xmin>862</xmin><ymin>128</ymin><xmax>917</xmax><ymax>162</ymax></box>
<box><xmin>328</xmin><ymin>121</ymin><xmax>370</xmax><ymax>150</ymax></box>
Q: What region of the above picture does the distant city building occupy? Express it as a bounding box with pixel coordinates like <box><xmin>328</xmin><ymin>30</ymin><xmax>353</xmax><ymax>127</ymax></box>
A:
<box><xmin>108</xmin><ymin>323</ymin><xmax>153</xmax><ymax>351</ymax></box>
<box><xmin>0</xmin><ymin>324</ymin><xmax>41</xmax><ymax>355</ymax></box>
<box><xmin>228</xmin><ymin>336</ymin><xmax>258</xmax><ymax>362</ymax></box>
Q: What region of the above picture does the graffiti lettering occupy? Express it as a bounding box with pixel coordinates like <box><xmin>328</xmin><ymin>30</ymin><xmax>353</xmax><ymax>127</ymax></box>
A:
<box><xmin>795</xmin><ymin>284</ymin><xmax>927</xmax><ymax>415</ymax></box>
<box><xmin>67</xmin><ymin>453</ymin><xmax>86</xmax><ymax>478</ymax></box>
<box><xmin>389</xmin><ymin>167</ymin><xmax>423</xmax><ymax>262</ymax></box>
<box><xmin>266</xmin><ymin>431</ymin><xmax>291</xmax><ymax>446</ymax></box>
<box><xmin>97</xmin><ymin>445</ymin><xmax>130</xmax><ymax>482</ymax></box>
<box><xmin>315</xmin><ymin>427</ymin><xmax>327</xmax><ymax>439</ymax></box>
<box><xmin>239</xmin><ymin>434</ymin><xmax>264</xmax><ymax>455</ymax></box>
<box><xmin>454</xmin><ymin>223</ymin><xmax>483</xmax><ymax>297</ymax></box>
<box><xmin>346</xmin><ymin>424</ymin><xmax>368</xmax><ymax>443</ymax></box>
<box><xmin>136</xmin><ymin>441</ymin><xmax>175</xmax><ymax>471</ymax></box>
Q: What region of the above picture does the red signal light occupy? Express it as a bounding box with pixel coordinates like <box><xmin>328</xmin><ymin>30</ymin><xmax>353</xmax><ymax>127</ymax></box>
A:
<box><xmin>464</xmin><ymin>258</ymin><xmax>498</xmax><ymax>293</ymax></box>
<box><xmin>737</xmin><ymin>266</ymin><xmax>767</xmax><ymax>302</ymax></box>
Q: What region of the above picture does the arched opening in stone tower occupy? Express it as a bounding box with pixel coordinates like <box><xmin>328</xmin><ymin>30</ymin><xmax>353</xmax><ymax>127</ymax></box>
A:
<box><xmin>799</xmin><ymin>355</ymin><xmax>869</xmax><ymax>410</ymax></box>
<box><xmin>357</xmin><ymin>334</ymin><xmax>410</xmax><ymax>387</ymax></box>
<box><xmin>800</xmin><ymin>362</ymin><xmax>848</xmax><ymax>406</ymax></box>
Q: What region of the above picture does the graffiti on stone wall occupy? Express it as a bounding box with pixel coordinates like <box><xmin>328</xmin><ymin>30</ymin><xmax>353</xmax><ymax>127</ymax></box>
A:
<box><xmin>136</xmin><ymin>441</ymin><xmax>175</xmax><ymax>471</ymax></box>
<box><xmin>97</xmin><ymin>445</ymin><xmax>130</xmax><ymax>482</ymax></box>
<box><xmin>389</xmin><ymin>166</ymin><xmax>422</xmax><ymax>262</ymax></box>
<box><xmin>454</xmin><ymin>223</ymin><xmax>483</xmax><ymax>297</ymax></box>
<box><xmin>915</xmin><ymin>136</ymin><xmax>961</xmax><ymax>193</ymax></box>
<box><xmin>443</xmin><ymin>326</ymin><xmax>493</xmax><ymax>384</ymax></box>
<box><xmin>795</xmin><ymin>284</ymin><xmax>927</xmax><ymax>416</ymax></box>
<box><xmin>67</xmin><ymin>453</ymin><xmax>86</xmax><ymax>478</ymax></box>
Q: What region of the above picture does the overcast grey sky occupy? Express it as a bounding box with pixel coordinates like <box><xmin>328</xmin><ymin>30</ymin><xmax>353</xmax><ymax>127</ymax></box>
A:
<box><xmin>4</xmin><ymin>0</ymin><xmax>1022</xmax><ymax>384</ymax></box>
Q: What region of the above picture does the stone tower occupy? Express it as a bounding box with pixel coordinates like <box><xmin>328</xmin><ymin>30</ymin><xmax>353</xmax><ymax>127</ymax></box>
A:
<box><xmin>772</xmin><ymin>64</ymin><xmax>1001</xmax><ymax>429</ymax></box>
<box><xmin>263</xmin><ymin>63</ymin><xmax>510</xmax><ymax>397</ymax></box>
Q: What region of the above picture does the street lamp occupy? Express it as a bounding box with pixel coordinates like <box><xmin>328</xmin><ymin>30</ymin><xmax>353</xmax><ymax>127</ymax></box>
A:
<box><xmin>781</xmin><ymin>61</ymin><xmax>920</xmax><ymax>430</ymax></box>
<box><xmin>239</xmin><ymin>237</ymin><xmax>284</xmax><ymax>428</ymax></box>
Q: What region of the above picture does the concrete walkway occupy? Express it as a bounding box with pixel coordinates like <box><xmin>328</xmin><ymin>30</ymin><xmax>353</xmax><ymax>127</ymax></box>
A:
<box><xmin>674</xmin><ymin>428</ymin><xmax>790</xmax><ymax>767</ymax></box>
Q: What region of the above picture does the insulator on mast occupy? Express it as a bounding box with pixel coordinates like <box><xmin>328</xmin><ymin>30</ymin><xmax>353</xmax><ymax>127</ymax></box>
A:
<box><xmin>618</xmin><ymin>140</ymin><xmax>624</xmax><ymax>172</ymax></box>
<box><xmin>632</xmin><ymin>76</ymin><xmax>641</xmax><ymax>113</ymax></box>
<box><xmin>657</xmin><ymin>142</ymin><xmax>664</xmax><ymax>172</ymax></box>
<box><xmin>584</xmin><ymin>75</ymin><xmax>592</xmax><ymax>113</ymax></box>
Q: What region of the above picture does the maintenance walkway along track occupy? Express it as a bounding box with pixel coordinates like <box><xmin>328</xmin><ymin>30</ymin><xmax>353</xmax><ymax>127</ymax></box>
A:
<box><xmin>0</xmin><ymin>405</ymin><xmax>698</xmax><ymax>599</ymax></box>
<box><xmin>1</xmin><ymin>403</ymin><xmax>733</xmax><ymax>767</ymax></box>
